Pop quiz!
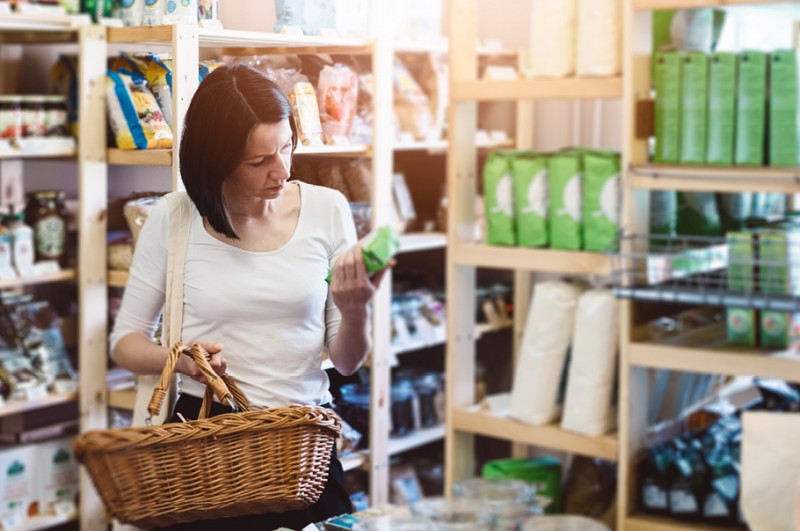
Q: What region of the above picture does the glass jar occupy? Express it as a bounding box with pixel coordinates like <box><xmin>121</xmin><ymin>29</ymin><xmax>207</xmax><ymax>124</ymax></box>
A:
<box><xmin>20</xmin><ymin>96</ymin><xmax>46</xmax><ymax>138</ymax></box>
<box><xmin>410</xmin><ymin>497</ymin><xmax>492</xmax><ymax>530</ymax></box>
<box><xmin>6</xmin><ymin>212</ymin><xmax>34</xmax><ymax>275</ymax></box>
<box><xmin>453</xmin><ymin>478</ymin><xmax>537</xmax><ymax>531</ymax></box>
<box><xmin>0</xmin><ymin>95</ymin><xmax>23</xmax><ymax>140</ymax></box>
<box><xmin>43</xmin><ymin>95</ymin><xmax>69</xmax><ymax>137</ymax></box>
<box><xmin>338</xmin><ymin>382</ymin><xmax>371</xmax><ymax>446</ymax></box>
<box><xmin>390</xmin><ymin>379</ymin><xmax>418</xmax><ymax>437</ymax></box>
<box><xmin>25</xmin><ymin>191</ymin><xmax>68</xmax><ymax>267</ymax></box>
<box><xmin>396</xmin><ymin>369</ymin><xmax>445</xmax><ymax>428</ymax></box>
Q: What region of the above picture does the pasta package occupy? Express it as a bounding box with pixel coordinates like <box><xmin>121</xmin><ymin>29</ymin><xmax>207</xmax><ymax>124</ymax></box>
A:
<box><xmin>199</xmin><ymin>60</ymin><xmax>224</xmax><ymax>82</ymax></box>
<box><xmin>317</xmin><ymin>64</ymin><xmax>359</xmax><ymax>144</ymax></box>
<box><xmin>142</xmin><ymin>54</ymin><xmax>174</xmax><ymax>126</ymax></box>
<box><xmin>106</xmin><ymin>71</ymin><xmax>173</xmax><ymax>150</ymax></box>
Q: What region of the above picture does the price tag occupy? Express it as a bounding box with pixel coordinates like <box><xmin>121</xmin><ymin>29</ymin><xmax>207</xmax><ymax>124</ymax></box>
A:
<box><xmin>54</xmin><ymin>500</ymin><xmax>76</xmax><ymax>518</ymax></box>
<box><xmin>278</xmin><ymin>25</ymin><xmax>304</xmax><ymax>36</ymax></box>
<box><xmin>25</xmin><ymin>384</ymin><xmax>48</xmax><ymax>402</ymax></box>
<box><xmin>198</xmin><ymin>19</ymin><xmax>223</xmax><ymax>30</ymax></box>
<box><xmin>53</xmin><ymin>380</ymin><xmax>77</xmax><ymax>394</ymax></box>
<box><xmin>33</xmin><ymin>261</ymin><xmax>60</xmax><ymax>275</ymax></box>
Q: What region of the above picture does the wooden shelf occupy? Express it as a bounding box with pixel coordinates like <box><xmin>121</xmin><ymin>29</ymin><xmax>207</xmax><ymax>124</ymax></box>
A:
<box><xmin>452</xmin><ymin>407</ymin><xmax>618</xmax><ymax>462</ymax></box>
<box><xmin>630</xmin><ymin>342</ymin><xmax>800</xmax><ymax>384</ymax></box>
<box><xmin>628</xmin><ymin>164</ymin><xmax>800</xmax><ymax>193</ymax></box>
<box><xmin>0</xmin><ymin>138</ymin><xmax>76</xmax><ymax>159</ymax></box>
<box><xmin>0</xmin><ymin>269</ymin><xmax>77</xmax><ymax>290</ymax></box>
<box><xmin>398</xmin><ymin>232</ymin><xmax>447</xmax><ymax>254</ymax></box>
<box><xmin>452</xmin><ymin>243</ymin><xmax>612</xmax><ymax>275</ymax></box>
<box><xmin>0</xmin><ymin>392</ymin><xmax>77</xmax><ymax>419</ymax></box>
<box><xmin>107</xmin><ymin>269</ymin><xmax>129</xmax><ymax>288</ymax></box>
<box><xmin>627</xmin><ymin>514</ymin><xmax>741</xmax><ymax>531</ymax></box>
<box><xmin>294</xmin><ymin>144</ymin><xmax>369</xmax><ymax>157</ymax></box>
<box><xmin>388</xmin><ymin>424</ymin><xmax>445</xmax><ymax>456</ymax></box>
<box><xmin>633</xmin><ymin>0</ymin><xmax>788</xmax><ymax>10</ymax></box>
<box><xmin>107</xmin><ymin>388</ymin><xmax>136</xmax><ymax>410</ymax></box>
<box><xmin>0</xmin><ymin>12</ymin><xmax>84</xmax><ymax>44</ymax></box>
<box><xmin>18</xmin><ymin>512</ymin><xmax>78</xmax><ymax>531</ymax></box>
<box><xmin>452</xmin><ymin>77</ymin><xmax>623</xmax><ymax>101</ymax></box>
<box><xmin>392</xmin><ymin>321</ymin><xmax>510</xmax><ymax>357</ymax></box>
<box><xmin>107</xmin><ymin>148</ymin><xmax>172</xmax><ymax>166</ymax></box>
<box><xmin>340</xmin><ymin>452</ymin><xmax>367</xmax><ymax>472</ymax></box>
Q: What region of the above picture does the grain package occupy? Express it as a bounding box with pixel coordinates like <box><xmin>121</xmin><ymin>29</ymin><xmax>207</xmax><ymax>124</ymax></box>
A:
<box><xmin>548</xmin><ymin>152</ymin><xmax>583</xmax><ymax>250</ymax></box>
<box><xmin>0</xmin><ymin>445</ymin><xmax>37</xmax><ymax>525</ymax></box>
<box><xmin>401</xmin><ymin>53</ymin><xmax>447</xmax><ymax>141</ymax></box>
<box><xmin>343</xmin><ymin>159</ymin><xmax>372</xmax><ymax>203</ymax></box>
<box><xmin>106</xmin><ymin>71</ymin><xmax>173</xmax><ymax>150</ymax></box>
<box><xmin>123</xmin><ymin>194</ymin><xmax>160</xmax><ymax>248</ymax></box>
<box><xmin>654</xmin><ymin>52</ymin><xmax>682</xmax><ymax>163</ymax></box>
<box><xmin>680</xmin><ymin>52</ymin><xmax>709</xmax><ymax>164</ymax></box>
<box><xmin>483</xmin><ymin>152</ymin><xmax>516</xmax><ymax>246</ymax></box>
<box><xmin>768</xmin><ymin>50</ymin><xmax>799</xmax><ymax>166</ymax></box>
<box><xmin>50</xmin><ymin>55</ymin><xmax>79</xmax><ymax>138</ymax></box>
<box><xmin>576</xmin><ymin>0</ymin><xmax>621</xmax><ymax>76</ymax></box>
<box><xmin>37</xmin><ymin>436</ymin><xmax>78</xmax><ymax>516</ymax></box>
<box><xmin>582</xmin><ymin>151</ymin><xmax>620</xmax><ymax>252</ymax></box>
<box><xmin>735</xmin><ymin>51</ymin><xmax>767</xmax><ymax>166</ymax></box>
<box><xmin>317</xmin><ymin>161</ymin><xmax>351</xmax><ymax>199</ymax></box>
<box><xmin>317</xmin><ymin>64</ymin><xmax>359</xmax><ymax>144</ymax></box>
<box><xmin>529</xmin><ymin>0</ymin><xmax>577</xmax><ymax>77</ymax></box>
<box><xmin>510</xmin><ymin>152</ymin><xmax>548</xmax><ymax>248</ymax></box>
<box><xmin>707</xmin><ymin>52</ymin><xmax>737</xmax><ymax>165</ymax></box>
<box><xmin>288</xmin><ymin>82</ymin><xmax>324</xmax><ymax>147</ymax></box>
<box><xmin>509</xmin><ymin>280</ymin><xmax>582</xmax><ymax>425</ymax></box>
<box><xmin>393</xmin><ymin>57</ymin><xmax>434</xmax><ymax>141</ymax></box>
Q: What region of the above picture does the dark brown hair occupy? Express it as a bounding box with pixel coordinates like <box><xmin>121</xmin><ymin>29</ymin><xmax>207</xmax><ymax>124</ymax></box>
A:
<box><xmin>179</xmin><ymin>63</ymin><xmax>298</xmax><ymax>240</ymax></box>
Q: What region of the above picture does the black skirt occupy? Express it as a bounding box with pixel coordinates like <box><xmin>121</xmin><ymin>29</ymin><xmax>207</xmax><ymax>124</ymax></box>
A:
<box><xmin>155</xmin><ymin>394</ymin><xmax>352</xmax><ymax>531</ymax></box>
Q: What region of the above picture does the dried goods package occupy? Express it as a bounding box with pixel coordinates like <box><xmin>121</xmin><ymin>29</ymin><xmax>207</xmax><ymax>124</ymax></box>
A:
<box><xmin>106</xmin><ymin>71</ymin><xmax>173</xmax><ymax>150</ymax></box>
<box><xmin>393</xmin><ymin>58</ymin><xmax>434</xmax><ymax>141</ymax></box>
<box><xmin>317</xmin><ymin>64</ymin><xmax>358</xmax><ymax>144</ymax></box>
<box><xmin>735</xmin><ymin>51</ymin><xmax>767</xmax><ymax>166</ymax></box>
<box><xmin>707</xmin><ymin>52</ymin><xmax>737</xmax><ymax>165</ymax></box>
<box><xmin>680</xmin><ymin>52</ymin><xmax>709</xmax><ymax>164</ymax></box>
<box><xmin>509</xmin><ymin>281</ymin><xmax>582</xmax><ymax>425</ymax></box>
<box><xmin>483</xmin><ymin>152</ymin><xmax>516</xmax><ymax>246</ymax></box>
<box><xmin>529</xmin><ymin>0</ymin><xmax>577</xmax><ymax>77</ymax></box>
<box><xmin>768</xmin><ymin>50</ymin><xmax>799</xmax><ymax>166</ymax></box>
<box><xmin>548</xmin><ymin>152</ymin><xmax>583</xmax><ymax>250</ymax></box>
<box><xmin>653</xmin><ymin>52</ymin><xmax>682</xmax><ymax>163</ymax></box>
<box><xmin>288</xmin><ymin>82</ymin><xmax>324</xmax><ymax>147</ymax></box>
<box><xmin>582</xmin><ymin>151</ymin><xmax>620</xmax><ymax>252</ymax></box>
<box><xmin>510</xmin><ymin>153</ymin><xmax>548</xmax><ymax>248</ymax></box>
<box><xmin>576</xmin><ymin>0</ymin><xmax>621</xmax><ymax>76</ymax></box>
<box><xmin>561</xmin><ymin>290</ymin><xmax>619</xmax><ymax>436</ymax></box>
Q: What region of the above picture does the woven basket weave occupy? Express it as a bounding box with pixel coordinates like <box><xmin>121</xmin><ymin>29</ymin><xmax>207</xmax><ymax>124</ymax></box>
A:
<box><xmin>73</xmin><ymin>344</ymin><xmax>342</xmax><ymax>529</ymax></box>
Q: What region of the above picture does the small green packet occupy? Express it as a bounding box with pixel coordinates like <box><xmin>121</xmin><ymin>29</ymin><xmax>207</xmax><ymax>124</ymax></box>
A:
<box><xmin>484</xmin><ymin>151</ymin><xmax>517</xmax><ymax>246</ymax></box>
<box><xmin>583</xmin><ymin>151</ymin><xmax>621</xmax><ymax>252</ymax></box>
<box><xmin>510</xmin><ymin>152</ymin><xmax>548</xmax><ymax>248</ymax></box>
<box><xmin>326</xmin><ymin>226</ymin><xmax>399</xmax><ymax>283</ymax></box>
<box><xmin>548</xmin><ymin>153</ymin><xmax>583</xmax><ymax>250</ymax></box>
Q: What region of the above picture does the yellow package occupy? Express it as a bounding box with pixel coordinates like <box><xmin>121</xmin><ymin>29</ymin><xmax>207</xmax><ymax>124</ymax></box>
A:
<box><xmin>288</xmin><ymin>82</ymin><xmax>323</xmax><ymax>147</ymax></box>
<box><xmin>106</xmin><ymin>71</ymin><xmax>173</xmax><ymax>150</ymax></box>
<box><xmin>50</xmin><ymin>55</ymin><xmax>79</xmax><ymax>138</ymax></box>
<box><xmin>143</xmin><ymin>55</ymin><xmax>173</xmax><ymax>125</ymax></box>
<box><xmin>199</xmin><ymin>60</ymin><xmax>224</xmax><ymax>81</ymax></box>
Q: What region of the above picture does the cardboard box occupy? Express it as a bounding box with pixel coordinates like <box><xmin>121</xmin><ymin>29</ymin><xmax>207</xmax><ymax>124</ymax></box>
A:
<box><xmin>735</xmin><ymin>51</ymin><xmax>767</xmax><ymax>166</ymax></box>
<box><xmin>36</xmin><ymin>436</ymin><xmax>78</xmax><ymax>516</ymax></box>
<box><xmin>707</xmin><ymin>52</ymin><xmax>737</xmax><ymax>165</ymax></box>
<box><xmin>680</xmin><ymin>52</ymin><xmax>709</xmax><ymax>164</ymax></box>
<box><xmin>654</xmin><ymin>52</ymin><xmax>682</xmax><ymax>163</ymax></box>
<box><xmin>0</xmin><ymin>445</ymin><xmax>37</xmax><ymax>525</ymax></box>
<box><xmin>768</xmin><ymin>50</ymin><xmax>799</xmax><ymax>166</ymax></box>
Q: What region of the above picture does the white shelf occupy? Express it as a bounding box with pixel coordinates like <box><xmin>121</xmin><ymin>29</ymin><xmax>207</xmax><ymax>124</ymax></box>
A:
<box><xmin>340</xmin><ymin>452</ymin><xmax>366</xmax><ymax>472</ymax></box>
<box><xmin>452</xmin><ymin>407</ymin><xmax>618</xmax><ymax>462</ymax></box>
<box><xmin>393</xmin><ymin>139</ymin><xmax>515</xmax><ymax>152</ymax></box>
<box><xmin>388</xmin><ymin>424</ymin><xmax>445</xmax><ymax>456</ymax></box>
<box><xmin>452</xmin><ymin>243</ymin><xmax>612</xmax><ymax>275</ymax></box>
<box><xmin>453</xmin><ymin>77</ymin><xmax>623</xmax><ymax>101</ymax></box>
<box><xmin>0</xmin><ymin>392</ymin><xmax>77</xmax><ymax>419</ymax></box>
<box><xmin>17</xmin><ymin>512</ymin><xmax>78</xmax><ymax>531</ymax></box>
<box><xmin>0</xmin><ymin>12</ymin><xmax>86</xmax><ymax>43</ymax></box>
<box><xmin>0</xmin><ymin>269</ymin><xmax>77</xmax><ymax>290</ymax></box>
<box><xmin>0</xmin><ymin>138</ymin><xmax>76</xmax><ymax>159</ymax></box>
<box><xmin>398</xmin><ymin>233</ymin><xmax>447</xmax><ymax>254</ymax></box>
<box><xmin>107</xmin><ymin>148</ymin><xmax>172</xmax><ymax>166</ymax></box>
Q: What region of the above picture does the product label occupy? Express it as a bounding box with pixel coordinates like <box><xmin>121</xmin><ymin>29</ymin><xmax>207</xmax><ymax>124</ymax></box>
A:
<box><xmin>670</xmin><ymin>489</ymin><xmax>699</xmax><ymax>513</ymax></box>
<box><xmin>643</xmin><ymin>484</ymin><xmax>668</xmax><ymax>509</ymax></box>
<box><xmin>145</xmin><ymin>0</ymin><xmax>159</xmax><ymax>6</ymax></box>
<box><xmin>599</xmin><ymin>173</ymin><xmax>620</xmax><ymax>224</ymax></box>
<box><xmin>120</xmin><ymin>0</ymin><xmax>135</xmax><ymax>7</ymax></box>
<box><xmin>527</xmin><ymin>170</ymin><xmax>548</xmax><ymax>218</ymax></box>
<box><xmin>167</xmin><ymin>0</ymin><xmax>177</xmax><ymax>13</ymax></box>
<box><xmin>704</xmin><ymin>493</ymin><xmax>731</xmax><ymax>517</ymax></box>
<box><xmin>563</xmin><ymin>173</ymin><xmax>583</xmax><ymax>222</ymax></box>
<box><xmin>35</xmin><ymin>216</ymin><xmax>66</xmax><ymax>259</ymax></box>
<box><xmin>0</xmin><ymin>108</ymin><xmax>23</xmax><ymax>140</ymax></box>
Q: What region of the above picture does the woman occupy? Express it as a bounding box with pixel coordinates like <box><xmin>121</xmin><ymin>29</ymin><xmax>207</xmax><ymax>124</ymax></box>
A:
<box><xmin>110</xmin><ymin>64</ymin><xmax>386</xmax><ymax>530</ymax></box>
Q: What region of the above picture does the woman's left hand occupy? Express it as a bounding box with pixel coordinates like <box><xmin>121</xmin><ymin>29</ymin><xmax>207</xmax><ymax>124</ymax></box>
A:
<box><xmin>331</xmin><ymin>244</ymin><xmax>393</xmax><ymax>320</ymax></box>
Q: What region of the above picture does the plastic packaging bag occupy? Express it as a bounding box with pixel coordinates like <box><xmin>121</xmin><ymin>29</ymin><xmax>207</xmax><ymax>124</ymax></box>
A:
<box><xmin>288</xmin><ymin>82</ymin><xmax>324</xmax><ymax>147</ymax></box>
<box><xmin>123</xmin><ymin>195</ymin><xmax>160</xmax><ymax>248</ymax></box>
<box><xmin>317</xmin><ymin>64</ymin><xmax>359</xmax><ymax>144</ymax></box>
<box><xmin>484</xmin><ymin>152</ymin><xmax>516</xmax><ymax>246</ymax></box>
<box><xmin>326</xmin><ymin>226</ymin><xmax>399</xmax><ymax>283</ymax></box>
<box><xmin>106</xmin><ymin>71</ymin><xmax>173</xmax><ymax>150</ymax></box>
<box><xmin>576</xmin><ymin>0</ymin><xmax>621</xmax><ymax>76</ymax></box>
<box><xmin>50</xmin><ymin>55</ymin><xmax>79</xmax><ymax>138</ymax></box>
<box><xmin>511</xmin><ymin>152</ymin><xmax>548</xmax><ymax>248</ymax></box>
<box><xmin>529</xmin><ymin>0</ymin><xmax>578</xmax><ymax>77</ymax></box>
<box><xmin>393</xmin><ymin>57</ymin><xmax>434</xmax><ymax>141</ymax></box>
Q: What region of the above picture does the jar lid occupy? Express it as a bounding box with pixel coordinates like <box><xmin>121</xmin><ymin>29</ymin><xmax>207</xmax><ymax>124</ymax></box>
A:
<box><xmin>29</xmin><ymin>190</ymin><xmax>65</xmax><ymax>201</ymax></box>
<box><xmin>41</xmin><ymin>95</ymin><xmax>66</xmax><ymax>103</ymax></box>
<box><xmin>19</xmin><ymin>95</ymin><xmax>47</xmax><ymax>102</ymax></box>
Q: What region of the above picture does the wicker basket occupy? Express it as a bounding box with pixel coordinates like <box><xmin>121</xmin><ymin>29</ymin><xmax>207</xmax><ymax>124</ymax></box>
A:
<box><xmin>73</xmin><ymin>343</ymin><xmax>342</xmax><ymax>529</ymax></box>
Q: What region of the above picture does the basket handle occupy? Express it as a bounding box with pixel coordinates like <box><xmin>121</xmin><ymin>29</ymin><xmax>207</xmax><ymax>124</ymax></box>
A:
<box><xmin>148</xmin><ymin>343</ymin><xmax>235</xmax><ymax>418</ymax></box>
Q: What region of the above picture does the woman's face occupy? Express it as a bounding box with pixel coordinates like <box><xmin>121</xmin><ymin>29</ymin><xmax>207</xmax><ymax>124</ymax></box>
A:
<box><xmin>224</xmin><ymin>120</ymin><xmax>293</xmax><ymax>201</ymax></box>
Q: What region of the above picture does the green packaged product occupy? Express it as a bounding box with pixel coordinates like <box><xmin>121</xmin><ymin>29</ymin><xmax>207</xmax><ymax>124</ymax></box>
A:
<box><xmin>707</xmin><ymin>53</ymin><xmax>737</xmax><ymax>166</ymax></box>
<box><xmin>680</xmin><ymin>52</ymin><xmax>709</xmax><ymax>164</ymax></box>
<box><xmin>726</xmin><ymin>232</ymin><xmax>754</xmax><ymax>293</ymax></box>
<box><xmin>510</xmin><ymin>153</ymin><xmax>548</xmax><ymax>248</ymax></box>
<box><xmin>483</xmin><ymin>152</ymin><xmax>516</xmax><ymax>246</ymax></box>
<box><xmin>676</xmin><ymin>192</ymin><xmax>722</xmax><ymax>237</ymax></box>
<box><xmin>583</xmin><ymin>151</ymin><xmax>621</xmax><ymax>252</ymax></box>
<box><xmin>649</xmin><ymin>191</ymin><xmax>677</xmax><ymax>247</ymax></box>
<box><xmin>769</xmin><ymin>50</ymin><xmax>799</xmax><ymax>166</ymax></box>
<box><xmin>81</xmin><ymin>0</ymin><xmax>114</xmax><ymax>22</ymax></box>
<box><xmin>325</xmin><ymin>226</ymin><xmax>399</xmax><ymax>284</ymax></box>
<box><xmin>735</xmin><ymin>51</ymin><xmax>767</xmax><ymax>166</ymax></box>
<box><xmin>482</xmin><ymin>457</ymin><xmax>562</xmax><ymax>514</ymax></box>
<box><xmin>758</xmin><ymin>229</ymin><xmax>800</xmax><ymax>349</ymax></box>
<box><xmin>548</xmin><ymin>153</ymin><xmax>583</xmax><ymax>250</ymax></box>
<box><xmin>654</xmin><ymin>52</ymin><xmax>682</xmax><ymax>163</ymax></box>
<box><xmin>727</xmin><ymin>308</ymin><xmax>757</xmax><ymax>347</ymax></box>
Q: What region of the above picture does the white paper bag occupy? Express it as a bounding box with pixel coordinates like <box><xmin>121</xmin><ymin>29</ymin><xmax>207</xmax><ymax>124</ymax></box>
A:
<box><xmin>529</xmin><ymin>0</ymin><xmax>578</xmax><ymax>78</ymax></box>
<box><xmin>576</xmin><ymin>0</ymin><xmax>621</xmax><ymax>76</ymax></box>
<box><xmin>741</xmin><ymin>411</ymin><xmax>800</xmax><ymax>531</ymax></box>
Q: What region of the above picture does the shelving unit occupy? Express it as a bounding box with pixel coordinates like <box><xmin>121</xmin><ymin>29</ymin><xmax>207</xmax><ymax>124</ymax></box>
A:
<box><xmin>618</xmin><ymin>1</ymin><xmax>799</xmax><ymax>529</ymax></box>
<box><xmin>0</xmin><ymin>269</ymin><xmax>77</xmax><ymax>290</ymax></box>
<box><xmin>388</xmin><ymin>424</ymin><xmax>446</xmax><ymax>456</ymax></box>
<box><xmin>444</xmin><ymin>0</ymin><xmax>623</xmax><ymax>495</ymax></box>
<box><xmin>0</xmin><ymin>392</ymin><xmax>77</xmax><ymax>417</ymax></box>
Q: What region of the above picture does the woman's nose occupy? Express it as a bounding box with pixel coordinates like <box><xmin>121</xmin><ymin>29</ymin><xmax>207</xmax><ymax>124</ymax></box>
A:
<box><xmin>270</xmin><ymin>154</ymin><xmax>291</xmax><ymax>179</ymax></box>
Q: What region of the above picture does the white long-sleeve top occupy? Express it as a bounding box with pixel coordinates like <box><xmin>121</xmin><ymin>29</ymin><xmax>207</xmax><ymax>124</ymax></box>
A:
<box><xmin>109</xmin><ymin>181</ymin><xmax>356</xmax><ymax>408</ymax></box>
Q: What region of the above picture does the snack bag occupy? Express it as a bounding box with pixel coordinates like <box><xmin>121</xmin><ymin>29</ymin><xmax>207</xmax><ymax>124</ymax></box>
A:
<box><xmin>106</xmin><ymin>70</ymin><xmax>173</xmax><ymax>150</ymax></box>
<box><xmin>199</xmin><ymin>60</ymin><xmax>224</xmax><ymax>82</ymax></box>
<box><xmin>143</xmin><ymin>54</ymin><xmax>174</xmax><ymax>125</ymax></box>
<box><xmin>50</xmin><ymin>55</ymin><xmax>79</xmax><ymax>138</ymax></box>
<box><xmin>317</xmin><ymin>64</ymin><xmax>359</xmax><ymax>144</ymax></box>
<box><xmin>393</xmin><ymin>57</ymin><xmax>434</xmax><ymax>141</ymax></box>
<box><xmin>288</xmin><ymin>82</ymin><xmax>324</xmax><ymax>146</ymax></box>
<box><xmin>326</xmin><ymin>226</ymin><xmax>399</xmax><ymax>283</ymax></box>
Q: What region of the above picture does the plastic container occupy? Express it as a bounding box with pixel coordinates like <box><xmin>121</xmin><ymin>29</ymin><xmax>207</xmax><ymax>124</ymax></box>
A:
<box><xmin>410</xmin><ymin>497</ymin><xmax>492</xmax><ymax>530</ymax></box>
<box><xmin>522</xmin><ymin>515</ymin><xmax>610</xmax><ymax>531</ymax></box>
<box><xmin>453</xmin><ymin>477</ymin><xmax>537</xmax><ymax>530</ymax></box>
<box><xmin>390</xmin><ymin>380</ymin><xmax>417</xmax><ymax>437</ymax></box>
<box><xmin>353</xmin><ymin>516</ymin><xmax>436</xmax><ymax>531</ymax></box>
<box><xmin>338</xmin><ymin>382</ymin><xmax>370</xmax><ymax>446</ymax></box>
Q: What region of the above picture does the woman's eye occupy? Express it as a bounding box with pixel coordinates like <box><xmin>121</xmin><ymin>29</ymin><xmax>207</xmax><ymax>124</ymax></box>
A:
<box><xmin>280</xmin><ymin>143</ymin><xmax>292</xmax><ymax>153</ymax></box>
<box><xmin>247</xmin><ymin>159</ymin><xmax>266</xmax><ymax>167</ymax></box>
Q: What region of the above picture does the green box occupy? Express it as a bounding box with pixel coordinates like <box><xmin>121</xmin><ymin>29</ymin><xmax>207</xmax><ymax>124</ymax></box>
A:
<box><xmin>707</xmin><ymin>53</ymin><xmax>737</xmax><ymax>165</ymax></box>
<box><xmin>769</xmin><ymin>50</ymin><xmax>799</xmax><ymax>166</ymax></box>
<box><xmin>483</xmin><ymin>152</ymin><xmax>516</xmax><ymax>246</ymax></box>
<box><xmin>727</xmin><ymin>308</ymin><xmax>757</xmax><ymax>347</ymax></box>
<box><xmin>727</xmin><ymin>231</ymin><xmax>755</xmax><ymax>293</ymax></box>
<box><xmin>760</xmin><ymin>311</ymin><xmax>800</xmax><ymax>350</ymax></box>
<box><xmin>654</xmin><ymin>52</ymin><xmax>682</xmax><ymax>163</ymax></box>
<box><xmin>547</xmin><ymin>153</ymin><xmax>583</xmax><ymax>250</ymax></box>
<box><xmin>680</xmin><ymin>52</ymin><xmax>709</xmax><ymax>164</ymax></box>
<box><xmin>482</xmin><ymin>457</ymin><xmax>562</xmax><ymax>514</ymax></box>
<box><xmin>583</xmin><ymin>151</ymin><xmax>621</xmax><ymax>252</ymax></box>
<box><xmin>510</xmin><ymin>153</ymin><xmax>549</xmax><ymax>248</ymax></box>
<box><xmin>757</xmin><ymin>229</ymin><xmax>800</xmax><ymax>349</ymax></box>
<box><xmin>735</xmin><ymin>51</ymin><xmax>767</xmax><ymax>166</ymax></box>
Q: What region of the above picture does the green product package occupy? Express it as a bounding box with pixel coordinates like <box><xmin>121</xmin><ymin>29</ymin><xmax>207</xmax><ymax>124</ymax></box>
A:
<box><xmin>649</xmin><ymin>191</ymin><xmax>677</xmax><ymax>247</ymax></box>
<box><xmin>735</xmin><ymin>51</ymin><xmax>767</xmax><ymax>166</ymax></box>
<box><xmin>769</xmin><ymin>50</ymin><xmax>799</xmax><ymax>166</ymax></box>
<box><xmin>583</xmin><ymin>151</ymin><xmax>621</xmax><ymax>252</ymax></box>
<box><xmin>707</xmin><ymin>52</ymin><xmax>738</xmax><ymax>165</ymax></box>
<box><xmin>676</xmin><ymin>192</ymin><xmax>722</xmax><ymax>237</ymax></box>
<box><xmin>325</xmin><ymin>226</ymin><xmax>399</xmax><ymax>284</ymax></box>
<box><xmin>727</xmin><ymin>308</ymin><xmax>757</xmax><ymax>347</ymax></box>
<box><xmin>548</xmin><ymin>153</ymin><xmax>583</xmax><ymax>250</ymax></box>
<box><xmin>654</xmin><ymin>52</ymin><xmax>682</xmax><ymax>163</ymax></box>
<box><xmin>482</xmin><ymin>457</ymin><xmax>562</xmax><ymax>514</ymax></box>
<box><xmin>510</xmin><ymin>153</ymin><xmax>549</xmax><ymax>248</ymax></box>
<box><xmin>758</xmin><ymin>229</ymin><xmax>800</xmax><ymax>349</ymax></box>
<box><xmin>717</xmin><ymin>193</ymin><xmax>752</xmax><ymax>233</ymax></box>
<box><xmin>726</xmin><ymin>232</ymin><xmax>756</xmax><ymax>347</ymax></box>
<box><xmin>680</xmin><ymin>52</ymin><xmax>709</xmax><ymax>164</ymax></box>
<box><xmin>484</xmin><ymin>152</ymin><xmax>517</xmax><ymax>246</ymax></box>
<box><xmin>81</xmin><ymin>0</ymin><xmax>114</xmax><ymax>22</ymax></box>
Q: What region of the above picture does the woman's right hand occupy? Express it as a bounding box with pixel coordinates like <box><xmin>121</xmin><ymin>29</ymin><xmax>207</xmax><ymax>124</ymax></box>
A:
<box><xmin>174</xmin><ymin>341</ymin><xmax>227</xmax><ymax>384</ymax></box>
